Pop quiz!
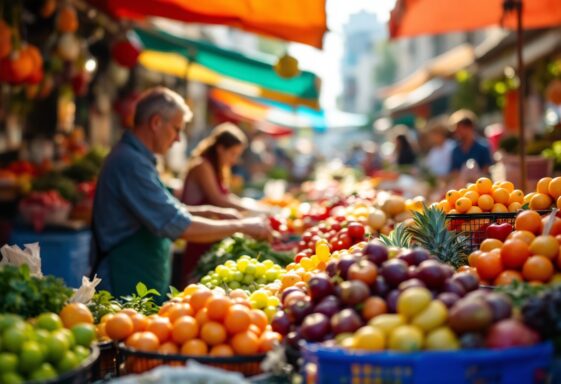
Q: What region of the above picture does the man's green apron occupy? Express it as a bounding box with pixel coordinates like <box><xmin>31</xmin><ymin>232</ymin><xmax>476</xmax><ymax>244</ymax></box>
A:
<box><xmin>107</xmin><ymin>226</ymin><xmax>171</xmax><ymax>301</ymax></box>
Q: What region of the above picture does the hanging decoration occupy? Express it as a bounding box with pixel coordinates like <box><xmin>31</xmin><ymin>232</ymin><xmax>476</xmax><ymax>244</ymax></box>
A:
<box><xmin>0</xmin><ymin>20</ymin><xmax>12</xmax><ymax>59</ymax></box>
<box><xmin>274</xmin><ymin>53</ymin><xmax>300</xmax><ymax>79</ymax></box>
<box><xmin>56</xmin><ymin>4</ymin><xmax>79</xmax><ymax>34</ymax></box>
<box><xmin>111</xmin><ymin>34</ymin><xmax>142</xmax><ymax>68</ymax></box>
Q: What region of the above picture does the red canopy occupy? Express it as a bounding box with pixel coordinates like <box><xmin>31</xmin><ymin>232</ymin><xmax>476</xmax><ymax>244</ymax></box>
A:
<box><xmin>89</xmin><ymin>0</ymin><xmax>327</xmax><ymax>48</ymax></box>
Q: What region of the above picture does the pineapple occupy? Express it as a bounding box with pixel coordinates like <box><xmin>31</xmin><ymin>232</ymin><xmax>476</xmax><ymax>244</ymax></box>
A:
<box><xmin>406</xmin><ymin>205</ymin><xmax>469</xmax><ymax>268</ymax></box>
<box><xmin>379</xmin><ymin>223</ymin><xmax>411</xmax><ymax>248</ymax></box>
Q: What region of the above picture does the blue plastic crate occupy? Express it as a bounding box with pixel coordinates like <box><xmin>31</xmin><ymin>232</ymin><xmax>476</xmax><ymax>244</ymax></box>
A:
<box><xmin>9</xmin><ymin>227</ymin><xmax>92</xmax><ymax>288</ymax></box>
<box><xmin>302</xmin><ymin>342</ymin><xmax>553</xmax><ymax>384</ymax></box>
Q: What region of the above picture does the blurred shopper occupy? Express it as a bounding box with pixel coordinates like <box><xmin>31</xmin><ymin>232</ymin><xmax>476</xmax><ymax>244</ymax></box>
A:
<box><xmin>449</xmin><ymin>109</ymin><xmax>493</xmax><ymax>175</ymax></box>
<box><xmin>91</xmin><ymin>88</ymin><xmax>270</xmax><ymax>298</ymax></box>
<box><xmin>395</xmin><ymin>133</ymin><xmax>417</xmax><ymax>166</ymax></box>
<box><xmin>180</xmin><ymin>122</ymin><xmax>269</xmax><ymax>283</ymax></box>
<box><xmin>424</xmin><ymin>120</ymin><xmax>454</xmax><ymax>177</ymax></box>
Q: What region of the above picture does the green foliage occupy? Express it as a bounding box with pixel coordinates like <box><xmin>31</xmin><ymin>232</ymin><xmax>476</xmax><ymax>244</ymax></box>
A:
<box><xmin>120</xmin><ymin>282</ymin><xmax>160</xmax><ymax>316</ymax></box>
<box><xmin>0</xmin><ymin>265</ymin><xmax>73</xmax><ymax>318</ymax></box>
<box><xmin>495</xmin><ymin>280</ymin><xmax>547</xmax><ymax>308</ymax></box>
<box><xmin>194</xmin><ymin>234</ymin><xmax>293</xmax><ymax>280</ymax></box>
<box><xmin>543</xmin><ymin>140</ymin><xmax>561</xmax><ymax>172</ymax></box>
<box><xmin>452</xmin><ymin>70</ymin><xmax>481</xmax><ymax>113</ymax></box>
<box><xmin>87</xmin><ymin>291</ymin><xmax>121</xmax><ymax>324</ymax></box>
<box><xmin>32</xmin><ymin>172</ymin><xmax>78</xmax><ymax>202</ymax></box>
<box><xmin>379</xmin><ymin>223</ymin><xmax>411</xmax><ymax>248</ymax></box>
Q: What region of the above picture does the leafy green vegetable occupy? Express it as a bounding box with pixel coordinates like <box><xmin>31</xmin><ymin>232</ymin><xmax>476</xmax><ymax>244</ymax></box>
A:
<box><xmin>87</xmin><ymin>290</ymin><xmax>121</xmax><ymax>323</ymax></box>
<box><xmin>194</xmin><ymin>234</ymin><xmax>293</xmax><ymax>280</ymax></box>
<box><xmin>0</xmin><ymin>265</ymin><xmax>73</xmax><ymax>318</ymax></box>
<box><xmin>120</xmin><ymin>282</ymin><xmax>160</xmax><ymax>316</ymax></box>
<box><xmin>32</xmin><ymin>172</ymin><xmax>78</xmax><ymax>202</ymax></box>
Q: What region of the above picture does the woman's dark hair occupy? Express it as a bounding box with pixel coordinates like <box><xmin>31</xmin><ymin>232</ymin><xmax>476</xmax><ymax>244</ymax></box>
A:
<box><xmin>190</xmin><ymin>122</ymin><xmax>247</xmax><ymax>183</ymax></box>
<box><xmin>396</xmin><ymin>134</ymin><xmax>416</xmax><ymax>165</ymax></box>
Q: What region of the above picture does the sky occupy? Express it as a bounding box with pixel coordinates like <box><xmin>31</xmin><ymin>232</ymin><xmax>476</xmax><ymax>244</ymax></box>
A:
<box><xmin>290</xmin><ymin>0</ymin><xmax>396</xmax><ymax>109</ymax></box>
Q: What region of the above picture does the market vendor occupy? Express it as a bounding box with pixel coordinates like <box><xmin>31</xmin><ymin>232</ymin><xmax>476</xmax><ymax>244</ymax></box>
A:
<box><xmin>91</xmin><ymin>87</ymin><xmax>270</xmax><ymax>298</ymax></box>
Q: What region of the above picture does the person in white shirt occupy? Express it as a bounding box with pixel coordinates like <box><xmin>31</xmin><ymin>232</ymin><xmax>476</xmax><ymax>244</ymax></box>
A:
<box><xmin>425</xmin><ymin>122</ymin><xmax>454</xmax><ymax>177</ymax></box>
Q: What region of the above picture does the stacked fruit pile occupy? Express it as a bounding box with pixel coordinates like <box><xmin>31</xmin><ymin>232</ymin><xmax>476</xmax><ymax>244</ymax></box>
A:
<box><xmin>528</xmin><ymin>177</ymin><xmax>561</xmax><ymax>211</ymax></box>
<box><xmin>0</xmin><ymin>303</ymin><xmax>96</xmax><ymax>383</ymax></box>
<box><xmin>104</xmin><ymin>286</ymin><xmax>282</xmax><ymax>364</ymax></box>
<box><xmin>470</xmin><ymin>210</ymin><xmax>561</xmax><ymax>285</ymax></box>
<box><xmin>437</xmin><ymin>178</ymin><xmax>524</xmax><ymax>214</ymax></box>
<box><xmin>271</xmin><ymin>240</ymin><xmax>540</xmax><ymax>353</ymax></box>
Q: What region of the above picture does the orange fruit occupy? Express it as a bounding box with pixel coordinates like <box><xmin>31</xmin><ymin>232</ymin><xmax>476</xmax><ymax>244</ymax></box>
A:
<box><xmin>100</xmin><ymin>314</ymin><xmax>114</xmax><ymax>324</ymax></box>
<box><xmin>130</xmin><ymin>313</ymin><xmax>149</xmax><ymax>333</ymax></box>
<box><xmin>508</xmin><ymin>202</ymin><xmax>522</xmax><ymax>212</ymax></box>
<box><xmin>158</xmin><ymin>341</ymin><xmax>179</xmax><ymax>354</ymax></box>
<box><xmin>230</xmin><ymin>331</ymin><xmax>260</xmax><ymax>355</ymax></box>
<box><xmin>258</xmin><ymin>331</ymin><xmax>282</xmax><ymax>353</ymax></box>
<box><xmin>446</xmin><ymin>190</ymin><xmax>461</xmax><ymax>205</ymax></box>
<box><xmin>477</xmin><ymin>194</ymin><xmax>494</xmax><ymax>211</ymax></box>
<box><xmin>509</xmin><ymin>190</ymin><xmax>524</xmax><ymax>204</ymax></box>
<box><xmin>500</xmin><ymin>181</ymin><xmax>515</xmax><ymax>193</ymax></box>
<box><xmin>491</xmin><ymin>203</ymin><xmax>508</xmax><ymax>213</ymax></box>
<box><xmin>105</xmin><ymin>313</ymin><xmax>134</xmax><ymax>341</ymax></box>
<box><xmin>206</xmin><ymin>296</ymin><xmax>232</xmax><ymax>322</ymax></box>
<box><xmin>437</xmin><ymin>200</ymin><xmax>452</xmax><ymax>213</ymax></box>
<box><xmin>189</xmin><ymin>288</ymin><xmax>213</xmax><ymax>313</ymax></box>
<box><xmin>224</xmin><ymin>304</ymin><xmax>251</xmax><ymax>334</ymax></box>
<box><xmin>464</xmin><ymin>191</ymin><xmax>480</xmax><ymax>205</ymax></box>
<box><xmin>548</xmin><ymin>177</ymin><xmax>561</xmax><ymax>199</ymax></box>
<box><xmin>159</xmin><ymin>302</ymin><xmax>174</xmax><ymax>317</ymax></box>
<box><xmin>522</xmin><ymin>255</ymin><xmax>554</xmax><ymax>282</ymax></box>
<box><xmin>467</xmin><ymin>183</ymin><xmax>478</xmax><ymax>192</ymax></box>
<box><xmin>126</xmin><ymin>331</ymin><xmax>160</xmax><ymax>352</ymax></box>
<box><xmin>231</xmin><ymin>297</ymin><xmax>252</xmax><ymax>310</ymax></box>
<box><xmin>171</xmin><ymin>316</ymin><xmax>199</xmax><ymax>344</ymax></box>
<box><xmin>167</xmin><ymin>304</ymin><xmax>194</xmax><ymax>323</ymax></box>
<box><xmin>120</xmin><ymin>308</ymin><xmax>138</xmax><ymax>317</ymax></box>
<box><xmin>200</xmin><ymin>321</ymin><xmax>227</xmax><ymax>346</ymax></box>
<box><xmin>476</xmin><ymin>252</ymin><xmax>503</xmax><ymax>281</ymax></box>
<box><xmin>455</xmin><ymin>197</ymin><xmax>472</xmax><ymax>213</ymax></box>
<box><xmin>59</xmin><ymin>303</ymin><xmax>94</xmax><ymax>328</ymax></box>
<box><xmin>508</xmin><ymin>230</ymin><xmax>536</xmax><ymax>245</ymax></box>
<box><xmin>476</xmin><ymin>178</ymin><xmax>493</xmax><ymax>194</ymax></box>
<box><xmin>181</xmin><ymin>339</ymin><xmax>208</xmax><ymax>355</ymax></box>
<box><xmin>448</xmin><ymin>209</ymin><xmax>458</xmax><ymax>214</ymax></box>
<box><xmin>494</xmin><ymin>270</ymin><xmax>524</xmax><ymax>285</ymax></box>
<box><xmin>361</xmin><ymin>297</ymin><xmax>387</xmax><ymax>321</ymax></box>
<box><xmin>249</xmin><ymin>310</ymin><xmax>268</xmax><ymax>334</ymax></box>
<box><xmin>195</xmin><ymin>308</ymin><xmax>210</xmax><ymax>325</ymax></box>
<box><xmin>248</xmin><ymin>324</ymin><xmax>262</xmax><ymax>337</ymax></box>
<box><xmin>146</xmin><ymin>316</ymin><xmax>172</xmax><ymax>343</ymax></box>
<box><xmin>530</xmin><ymin>193</ymin><xmax>552</xmax><ymax>211</ymax></box>
<box><xmin>209</xmin><ymin>344</ymin><xmax>234</xmax><ymax>357</ymax></box>
<box><xmin>537</xmin><ymin>177</ymin><xmax>552</xmax><ymax>195</ymax></box>
<box><xmin>480</xmin><ymin>238</ymin><xmax>503</xmax><ymax>252</ymax></box>
<box><xmin>183</xmin><ymin>284</ymin><xmax>200</xmax><ymax>297</ymax></box>
<box><xmin>491</xmin><ymin>188</ymin><xmax>510</xmax><ymax>205</ymax></box>
<box><xmin>467</xmin><ymin>206</ymin><xmax>483</xmax><ymax>214</ymax></box>
<box><xmin>501</xmin><ymin>239</ymin><xmax>531</xmax><ymax>269</ymax></box>
<box><xmin>524</xmin><ymin>192</ymin><xmax>536</xmax><ymax>204</ymax></box>
<box><xmin>515</xmin><ymin>210</ymin><xmax>543</xmax><ymax>234</ymax></box>
<box><xmin>229</xmin><ymin>289</ymin><xmax>249</xmax><ymax>300</ymax></box>
<box><xmin>529</xmin><ymin>235</ymin><xmax>559</xmax><ymax>260</ymax></box>
<box><xmin>468</xmin><ymin>250</ymin><xmax>482</xmax><ymax>267</ymax></box>
<box><xmin>459</xmin><ymin>188</ymin><xmax>468</xmax><ymax>195</ymax></box>
<box><xmin>544</xmin><ymin>216</ymin><xmax>561</xmax><ymax>236</ymax></box>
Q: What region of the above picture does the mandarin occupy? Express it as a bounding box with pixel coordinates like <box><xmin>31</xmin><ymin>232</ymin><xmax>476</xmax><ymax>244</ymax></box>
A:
<box><xmin>230</xmin><ymin>331</ymin><xmax>260</xmax><ymax>355</ymax></box>
<box><xmin>200</xmin><ymin>321</ymin><xmax>227</xmax><ymax>346</ymax></box>
<box><xmin>537</xmin><ymin>177</ymin><xmax>552</xmax><ymax>195</ymax></box>
<box><xmin>224</xmin><ymin>304</ymin><xmax>251</xmax><ymax>334</ymax></box>
<box><xmin>515</xmin><ymin>210</ymin><xmax>543</xmax><ymax>234</ymax></box>
<box><xmin>106</xmin><ymin>313</ymin><xmax>134</xmax><ymax>341</ymax></box>
<box><xmin>501</xmin><ymin>239</ymin><xmax>531</xmax><ymax>269</ymax></box>
<box><xmin>181</xmin><ymin>339</ymin><xmax>208</xmax><ymax>355</ymax></box>
<box><xmin>171</xmin><ymin>316</ymin><xmax>199</xmax><ymax>344</ymax></box>
<box><xmin>522</xmin><ymin>255</ymin><xmax>554</xmax><ymax>282</ymax></box>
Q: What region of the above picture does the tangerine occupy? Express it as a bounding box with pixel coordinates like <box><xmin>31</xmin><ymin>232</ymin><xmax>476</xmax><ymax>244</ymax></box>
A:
<box><xmin>200</xmin><ymin>321</ymin><xmax>227</xmax><ymax>346</ymax></box>
<box><xmin>494</xmin><ymin>270</ymin><xmax>524</xmax><ymax>285</ymax></box>
<box><xmin>480</xmin><ymin>238</ymin><xmax>503</xmax><ymax>252</ymax></box>
<box><xmin>548</xmin><ymin>177</ymin><xmax>561</xmax><ymax>199</ymax></box>
<box><xmin>509</xmin><ymin>190</ymin><xmax>525</xmax><ymax>204</ymax></box>
<box><xmin>537</xmin><ymin>177</ymin><xmax>552</xmax><ymax>195</ymax></box>
<box><xmin>530</xmin><ymin>193</ymin><xmax>552</xmax><ymax>211</ymax></box>
<box><xmin>181</xmin><ymin>339</ymin><xmax>208</xmax><ymax>355</ymax></box>
<box><xmin>258</xmin><ymin>331</ymin><xmax>281</xmax><ymax>352</ymax></box>
<box><xmin>476</xmin><ymin>178</ymin><xmax>493</xmax><ymax>194</ymax></box>
<box><xmin>529</xmin><ymin>235</ymin><xmax>559</xmax><ymax>260</ymax></box>
<box><xmin>230</xmin><ymin>331</ymin><xmax>260</xmax><ymax>355</ymax></box>
<box><xmin>475</xmin><ymin>252</ymin><xmax>503</xmax><ymax>281</ymax></box>
<box><xmin>224</xmin><ymin>305</ymin><xmax>251</xmax><ymax>334</ymax></box>
<box><xmin>206</xmin><ymin>296</ymin><xmax>232</xmax><ymax>322</ymax></box>
<box><xmin>477</xmin><ymin>194</ymin><xmax>494</xmax><ymax>211</ymax></box>
<box><xmin>515</xmin><ymin>210</ymin><xmax>543</xmax><ymax>234</ymax></box>
<box><xmin>249</xmin><ymin>310</ymin><xmax>268</xmax><ymax>333</ymax></box>
<box><xmin>158</xmin><ymin>341</ymin><xmax>179</xmax><ymax>354</ymax></box>
<box><xmin>105</xmin><ymin>313</ymin><xmax>134</xmax><ymax>341</ymax></box>
<box><xmin>127</xmin><ymin>331</ymin><xmax>159</xmax><ymax>352</ymax></box>
<box><xmin>229</xmin><ymin>289</ymin><xmax>249</xmax><ymax>300</ymax></box>
<box><xmin>508</xmin><ymin>202</ymin><xmax>522</xmax><ymax>212</ymax></box>
<box><xmin>146</xmin><ymin>316</ymin><xmax>172</xmax><ymax>343</ymax></box>
<box><xmin>120</xmin><ymin>308</ymin><xmax>138</xmax><ymax>317</ymax></box>
<box><xmin>464</xmin><ymin>191</ymin><xmax>480</xmax><ymax>205</ymax></box>
<box><xmin>500</xmin><ymin>181</ymin><xmax>515</xmax><ymax>193</ymax></box>
<box><xmin>130</xmin><ymin>313</ymin><xmax>149</xmax><ymax>333</ymax></box>
<box><xmin>467</xmin><ymin>206</ymin><xmax>483</xmax><ymax>214</ymax></box>
<box><xmin>361</xmin><ymin>297</ymin><xmax>387</xmax><ymax>321</ymax></box>
<box><xmin>501</xmin><ymin>239</ymin><xmax>531</xmax><ymax>269</ymax></box>
<box><xmin>209</xmin><ymin>344</ymin><xmax>234</xmax><ymax>357</ymax></box>
<box><xmin>446</xmin><ymin>190</ymin><xmax>461</xmax><ymax>205</ymax></box>
<box><xmin>491</xmin><ymin>203</ymin><xmax>508</xmax><ymax>213</ymax></box>
<box><xmin>455</xmin><ymin>197</ymin><xmax>472</xmax><ymax>213</ymax></box>
<box><xmin>59</xmin><ymin>303</ymin><xmax>94</xmax><ymax>328</ymax></box>
<box><xmin>468</xmin><ymin>251</ymin><xmax>482</xmax><ymax>267</ymax></box>
<box><xmin>167</xmin><ymin>304</ymin><xmax>194</xmax><ymax>323</ymax></box>
<box><xmin>491</xmin><ymin>188</ymin><xmax>510</xmax><ymax>205</ymax></box>
<box><xmin>189</xmin><ymin>289</ymin><xmax>213</xmax><ymax>313</ymax></box>
<box><xmin>195</xmin><ymin>308</ymin><xmax>210</xmax><ymax>325</ymax></box>
<box><xmin>171</xmin><ymin>316</ymin><xmax>198</xmax><ymax>344</ymax></box>
<box><xmin>509</xmin><ymin>230</ymin><xmax>536</xmax><ymax>244</ymax></box>
<box><xmin>558</xmin><ymin>196</ymin><xmax>561</xmax><ymax>210</ymax></box>
<box><xmin>522</xmin><ymin>255</ymin><xmax>554</xmax><ymax>282</ymax></box>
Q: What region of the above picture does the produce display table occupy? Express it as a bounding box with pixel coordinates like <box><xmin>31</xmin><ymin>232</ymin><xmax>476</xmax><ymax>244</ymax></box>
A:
<box><xmin>9</xmin><ymin>225</ymin><xmax>92</xmax><ymax>288</ymax></box>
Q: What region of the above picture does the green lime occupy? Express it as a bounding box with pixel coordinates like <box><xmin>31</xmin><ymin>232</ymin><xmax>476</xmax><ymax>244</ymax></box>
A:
<box><xmin>29</xmin><ymin>362</ymin><xmax>58</xmax><ymax>381</ymax></box>
<box><xmin>34</xmin><ymin>329</ymin><xmax>50</xmax><ymax>356</ymax></box>
<box><xmin>57</xmin><ymin>350</ymin><xmax>80</xmax><ymax>374</ymax></box>
<box><xmin>2</xmin><ymin>327</ymin><xmax>26</xmax><ymax>353</ymax></box>
<box><xmin>73</xmin><ymin>345</ymin><xmax>90</xmax><ymax>362</ymax></box>
<box><xmin>54</xmin><ymin>329</ymin><xmax>75</xmax><ymax>349</ymax></box>
<box><xmin>0</xmin><ymin>372</ymin><xmax>24</xmax><ymax>384</ymax></box>
<box><xmin>18</xmin><ymin>341</ymin><xmax>44</xmax><ymax>373</ymax></box>
<box><xmin>45</xmin><ymin>333</ymin><xmax>69</xmax><ymax>363</ymax></box>
<box><xmin>36</xmin><ymin>313</ymin><xmax>63</xmax><ymax>332</ymax></box>
<box><xmin>0</xmin><ymin>353</ymin><xmax>18</xmax><ymax>372</ymax></box>
<box><xmin>70</xmin><ymin>324</ymin><xmax>96</xmax><ymax>347</ymax></box>
<box><xmin>0</xmin><ymin>315</ymin><xmax>23</xmax><ymax>332</ymax></box>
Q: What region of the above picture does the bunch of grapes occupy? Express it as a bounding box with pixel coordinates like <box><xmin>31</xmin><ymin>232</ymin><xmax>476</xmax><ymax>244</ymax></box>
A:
<box><xmin>200</xmin><ymin>256</ymin><xmax>285</xmax><ymax>292</ymax></box>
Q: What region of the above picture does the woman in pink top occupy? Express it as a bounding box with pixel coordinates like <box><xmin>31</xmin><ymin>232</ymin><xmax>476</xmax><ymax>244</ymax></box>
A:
<box><xmin>180</xmin><ymin>123</ymin><xmax>255</xmax><ymax>284</ymax></box>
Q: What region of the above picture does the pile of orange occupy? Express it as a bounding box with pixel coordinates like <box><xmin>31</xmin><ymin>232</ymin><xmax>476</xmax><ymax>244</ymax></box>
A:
<box><xmin>526</xmin><ymin>177</ymin><xmax>561</xmax><ymax>211</ymax></box>
<box><xmin>104</xmin><ymin>286</ymin><xmax>281</xmax><ymax>362</ymax></box>
<box><xmin>437</xmin><ymin>178</ymin><xmax>524</xmax><ymax>214</ymax></box>
<box><xmin>468</xmin><ymin>210</ymin><xmax>561</xmax><ymax>285</ymax></box>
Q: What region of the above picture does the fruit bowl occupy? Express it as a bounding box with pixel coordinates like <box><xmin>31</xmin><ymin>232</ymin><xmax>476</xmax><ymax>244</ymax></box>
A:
<box><xmin>117</xmin><ymin>343</ymin><xmax>266</xmax><ymax>377</ymax></box>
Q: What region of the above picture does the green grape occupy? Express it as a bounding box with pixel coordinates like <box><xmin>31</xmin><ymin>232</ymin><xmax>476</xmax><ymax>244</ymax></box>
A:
<box><xmin>221</xmin><ymin>270</ymin><xmax>233</xmax><ymax>282</ymax></box>
<box><xmin>236</xmin><ymin>259</ymin><xmax>249</xmax><ymax>273</ymax></box>
<box><xmin>245</xmin><ymin>263</ymin><xmax>257</xmax><ymax>276</ymax></box>
<box><xmin>262</xmin><ymin>260</ymin><xmax>274</xmax><ymax>269</ymax></box>
<box><xmin>267</xmin><ymin>296</ymin><xmax>281</xmax><ymax>307</ymax></box>
<box><xmin>255</xmin><ymin>278</ymin><xmax>266</xmax><ymax>285</ymax></box>
<box><xmin>255</xmin><ymin>263</ymin><xmax>267</xmax><ymax>276</ymax></box>
<box><xmin>239</xmin><ymin>255</ymin><xmax>251</xmax><ymax>261</ymax></box>
<box><xmin>228</xmin><ymin>281</ymin><xmax>241</xmax><ymax>290</ymax></box>
<box><xmin>210</xmin><ymin>279</ymin><xmax>220</xmax><ymax>286</ymax></box>
<box><xmin>242</xmin><ymin>275</ymin><xmax>254</xmax><ymax>285</ymax></box>
<box><xmin>264</xmin><ymin>270</ymin><xmax>278</xmax><ymax>281</ymax></box>
<box><xmin>216</xmin><ymin>265</ymin><xmax>229</xmax><ymax>277</ymax></box>
<box><xmin>201</xmin><ymin>276</ymin><xmax>212</xmax><ymax>284</ymax></box>
<box><xmin>232</xmin><ymin>271</ymin><xmax>244</xmax><ymax>282</ymax></box>
<box><xmin>225</xmin><ymin>260</ymin><xmax>236</xmax><ymax>268</ymax></box>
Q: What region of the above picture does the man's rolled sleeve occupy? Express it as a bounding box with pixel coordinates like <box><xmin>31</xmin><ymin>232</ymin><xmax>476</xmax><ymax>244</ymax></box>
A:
<box><xmin>161</xmin><ymin>204</ymin><xmax>192</xmax><ymax>240</ymax></box>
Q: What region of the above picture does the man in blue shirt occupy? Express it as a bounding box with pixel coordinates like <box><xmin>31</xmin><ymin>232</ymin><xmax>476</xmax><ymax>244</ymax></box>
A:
<box><xmin>449</xmin><ymin>109</ymin><xmax>493</xmax><ymax>175</ymax></box>
<box><xmin>92</xmin><ymin>87</ymin><xmax>269</xmax><ymax>297</ymax></box>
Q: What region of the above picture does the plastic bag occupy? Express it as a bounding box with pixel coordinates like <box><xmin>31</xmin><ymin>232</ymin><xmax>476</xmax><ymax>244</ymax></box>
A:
<box><xmin>70</xmin><ymin>275</ymin><xmax>102</xmax><ymax>304</ymax></box>
<box><xmin>0</xmin><ymin>243</ymin><xmax>42</xmax><ymax>277</ymax></box>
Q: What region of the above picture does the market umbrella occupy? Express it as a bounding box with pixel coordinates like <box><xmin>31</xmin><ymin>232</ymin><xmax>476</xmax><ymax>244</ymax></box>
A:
<box><xmin>389</xmin><ymin>0</ymin><xmax>561</xmax><ymax>190</ymax></box>
<box><xmin>88</xmin><ymin>0</ymin><xmax>327</xmax><ymax>48</ymax></box>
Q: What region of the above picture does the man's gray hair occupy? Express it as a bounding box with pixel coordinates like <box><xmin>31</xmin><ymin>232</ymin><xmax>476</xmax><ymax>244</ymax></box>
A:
<box><xmin>133</xmin><ymin>87</ymin><xmax>193</xmax><ymax>126</ymax></box>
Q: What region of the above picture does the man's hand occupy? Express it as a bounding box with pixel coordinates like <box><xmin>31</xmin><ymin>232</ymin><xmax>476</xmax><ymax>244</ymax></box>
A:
<box><xmin>240</xmin><ymin>217</ymin><xmax>272</xmax><ymax>241</ymax></box>
<box><xmin>208</xmin><ymin>207</ymin><xmax>243</xmax><ymax>220</ymax></box>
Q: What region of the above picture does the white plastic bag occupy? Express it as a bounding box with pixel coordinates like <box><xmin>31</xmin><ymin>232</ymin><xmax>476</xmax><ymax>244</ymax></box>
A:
<box><xmin>0</xmin><ymin>243</ymin><xmax>42</xmax><ymax>277</ymax></box>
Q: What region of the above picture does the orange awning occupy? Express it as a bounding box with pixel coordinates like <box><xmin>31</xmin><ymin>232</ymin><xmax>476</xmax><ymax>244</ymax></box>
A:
<box><xmin>390</xmin><ymin>0</ymin><xmax>561</xmax><ymax>38</ymax></box>
<box><xmin>89</xmin><ymin>0</ymin><xmax>327</xmax><ymax>48</ymax></box>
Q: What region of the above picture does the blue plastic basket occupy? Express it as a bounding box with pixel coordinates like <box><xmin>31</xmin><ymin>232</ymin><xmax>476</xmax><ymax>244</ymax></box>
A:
<box><xmin>302</xmin><ymin>342</ymin><xmax>553</xmax><ymax>384</ymax></box>
<box><xmin>9</xmin><ymin>227</ymin><xmax>92</xmax><ymax>288</ymax></box>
